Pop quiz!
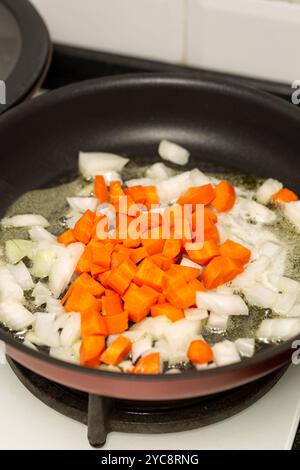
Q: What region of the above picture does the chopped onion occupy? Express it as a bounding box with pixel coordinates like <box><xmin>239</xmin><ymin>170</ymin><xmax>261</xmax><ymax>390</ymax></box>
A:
<box><xmin>189</xmin><ymin>168</ymin><xmax>211</xmax><ymax>187</ymax></box>
<box><xmin>243</xmin><ymin>283</ymin><xmax>278</xmax><ymax>309</ymax></box>
<box><xmin>287</xmin><ymin>304</ymin><xmax>300</xmax><ymax>317</ymax></box>
<box><xmin>212</xmin><ymin>340</ymin><xmax>241</xmax><ymax>366</ymax></box>
<box><xmin>158</xmin><ymin>140</ymin><xmax>190</xmax><ymax>166</ymax></box>
<box><xmin>268</xmin><ymin>275</ymin><xmax>300</xmax><ymax>293</ymax></box>
<box><xmin>206</xmin><ymin>312</ymin><xmax>228</xmax><ymax>332</ymax></box>
<box><xmin>273</xmin><ymin>292</ymin><xmax>298</xmax><ymax>316</ymax></box>
<box><xmin>282</xmin><ymin>201</ymin><xmax>300</xmax><ymax>231</ymax></box>
<box><xmin>154</xmin><ymin>339</ymin><xmax>170</xmax><ymax>362</ymax></box>
<box><xmin>119</xmin><ymin>360</ymin><xmax>134</xmax><ymax>372</ymax></box>
<box><xmin>67</xmin><ymin>197</ymin><xmax>98</xmax><ymax>213</ymax></box>
<box><xmin>23</xmin><ymin>339</ymin><xmax>38</xmax><ymax>351</ymax></box>
<box><xmin>126</xmin><ymin>178</ymin><xmax>153</xmax><ymax>187</ymax></box>
<box><xmin>232</xmin><ymin>198</ymin><xmax>276</xmax><ymax>225</ymax></box>
<box><xmin>196</xmin><ymin>292</ymin><xmax>248</xmax><ymax>316</ymax></box>
<box><xmin>234</xmin><ymin>338</ymin><xmax>255</xmax><ymax>357</ymax></box>
<box><xmin>165</xmin><ymin>368</ymin><xmax>181</xmax><ymax>374</ymax></box>
<box><xmin>49</xmin><ymin>243</ymin><xmax>84</xmax><ymax>298</ymax></box>
<box><xmin>60</xmin><ymin>313</ymin><xmax>81</xmax><ymax>347</ymax></box>
<box><xmin>47</xmin><ymin>297</ymin><xmax>65</xmax><ymax>315</ymax></box>
<box><xmin>146</xmin><ymin>162</ymin><xmax>174</xmax><ymax>181</ymax></box>
<box><xmin>1</xmin><ymin>214</ymin><xmax>49</xmax><ymax>228</ymax></box>
<box><xmin>28</xmin><ymin>226</ymin><xmax>56</xmax><ymax>242</ymax></box>
<box><xmin>7</xmin><ymin>261</ymin><xmax>34</xmax><ymax>290</ymax></box>
<box><xmin>32</xmin><ymin>281</ymin><xmax>51</xmax><ymax>306</ymax></box>
<box><xmin>256</xmin><ymin>318</ymin><xmax>300</xmax><ymax>342</ymax></box>
<box><xmin>5</xmin><ymin>239</ymin><xmax>33</xmax><ymax>264</ymax></box>
<box><xmin>164</xmin><ymin>319</ymin><xmax>201</xmax><ymax>362</ymax></box>
<box><xmin>65</xmin><ymin>213</ymin><xmax>82</xmax><ymax>229</ymax></box>
<box><xmin>79</xmin><ymin>152</ymin><xmax>129</xmax><ymax>179</ymax></box>
<box><xmin>102</xmin><ymin>171</ymin><xmax>122</xmax><ymax>184</ymax></box>
<box><xmin>34</xmin><ymin>312</ymin><xmax>60</xmax><ymax>347</ymax></box>
<box><xmin>256</xmin><ymin>178</ymin><xmax>283</xmax><ymax>205</ymax></box>
<box><xmin>184</xmin><ymin>308</ymin><xmax>208</xmax><ymax>321</ymax></box>
<box><xmin>24</xmin><ymin>330</ymin><xmax>44</xmax><ymax>346</ymax></box>
<box><xmin>49</xmin><ymin>346</ymin><xmax>77</xmax><ymax>364</ymax></box>
<box><xmin>54</xmin><ymin>313</ymin><xmax>72</xmax><ymax>330</ymax></box>
<box><xmin>31</xmin><ymin>249</ymin><xmax>57</xmax><ymax>278</ymax></box>
<box><xmin>0</xmin><ymin>267</ymin><xmax>24</xmax><ymax>302</ymax></box>
<box><xmin>130</xmin><ymin>316</ymin><xmax>172</xmax><ymax>341</ymax></box>
<box><xmin>156</xmin><ymin>171</ymin><xmax>191</xmax><ymax>203</ymax></box>
<box><xmin>131</xmin><ymin>336</ymin><xmax>152</xmax><ymax>363</ymax></box>
<box><xmin>0</xmin><ymin>301</ymin><xmax>34</xmax><ymax>331</ymax></box>
<box><xmin>259</xmin><ymin>241</ymin><xmax>282</xmax><ymax>259</ymax></box>
<box><xmin>122</xmin><ymin>329</ymin><xmax>147</xmax><ymax>343</ymax></box>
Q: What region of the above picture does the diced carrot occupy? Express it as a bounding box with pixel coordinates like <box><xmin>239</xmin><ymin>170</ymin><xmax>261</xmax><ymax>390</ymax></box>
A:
<box><xmin>123</xmin><ymin>237</ymin><xmax>141</xmax><ymax>248</ymax></box>
<box><xmin>188</xmin><ymin>278</ymin><xmax>206</xmax><ymax>292</ymax></box>
<box><xmin>191</xmin><ymin>209</ymin><xmax>219</xmax><ymax>243</ymax></box>
<box><xmin>65</xmin><ymin>285</ymin><xmax>100</xmax><ymax>314</ymax></box>
<box><xmin>76</xmin><ymin>245</ymin><xmax>92</xmax><ymax>273</ymax></box>
<box><xmin>104</xmin><ymin>288</ymin><xmax>116</xmax><ymax>297</ymax></box>
<box><xmin>219</xmin><ymin>239</ymin><xmax>251</xmax><ymax>265</ymax></box>
<box><xmin>57</xmin><ymin>229</ymin><xmax>77</xmax><ymax>245</ymax></box>
<box><xmin>151</xmin><ymin>303</ymin><xmax>184</xmax><ymax>322</ymax></box>
<box><xmin>272</xmin><ymin>188</ymin><xmax>299</xmax><ymax>204</ymax></box>
<box><xmin>204</xmin><ymin>207</ymin><xmax>218</xmax><ymax>224</ymax></box>
<box><xmin>74</xmin><ymin>272</ymin><xmax>105</xmax><ymax>297</ymax></box>
<box><xmin>187</xmin><ymin>339</ymin><xmax>213</xmax><ymax>364</ymax></box>
<box><xmin>92</xmin><ymin>242</ymin><xmax>114</xmax><ymax>268</ymax></box>
<box><xmin>164</xmin><ymin>284</ymin><xmax>196</xmax><ymax>309</ymax></box>
<box><xmin>102</xmin><ymin>292</ymin><xmax>123</xmax><ymax>316</ymax></box>
<box><xmin>141</xmin><ymin>230</ymin><xmax>165</xmax><ymax>255</ymax></box>
<box><xmin>177</xmin><ymin>184</ymin><xmax>216</xmax><ymax>207</ymax></box>
<box><xmin>149</xmin><ymin>254</ymin><xmax>174</xmax><ymax>271</ymax></box>
<box><xmin>84</xmin><ymin>357</ymin><xmax>102</xmax><ymax>368</ymax></box>
<box><xmin>133</xmin><ymin>352</ymin><xmax>160</xmax><ymax>374</ymax></box>
<box><xmin>90</xmin><ymin>263</ymin><xmax>108</xmax><ymax>277</ymax></box>
<box><xmin>111</xmin><ymin>249</ymin><xmax>131</xmax><ymax>269</ymax></box>
<box><xmin>134</xmin><ymin>258</ymin><xmax>165</xmax><ymax>291</ymax></box>
<box><xmin>124</xmin><ymin>284</ymin><xmax>159</xmax><ymax>322</ymax></box>
<box><xmin>187</xmin><ymin>239</ymin><xmax>220</xmax><ymax>265</ymax></box>
<box><xmin>103</xmin><ymin>311</ymin><xmax>128</xmax><ymax>334</ymax></box>
<box><xmin>162</xmin><ymin>239</ymin><xmax>182</xmax><ymax>259</ymax></box>
<box><xmin>130</xmin><ymin>246</ymin><xmax>148</xmax><ymax>264</ymax></box>
<box><xmin>94</xmin><ymin>175</ymin><xmax>109</xmax><ymax>204</ymax></box>
<box><xmin>92</xmin><ymin>213</ymin><xmax>109</xmax><ymax>240</ymax></box>
<box><xmin>211</xmin><ymin>180</ymin><xmax>236</xmax><ymax>212</ymax></box>
<box><xmin>81</xmin><ymin>309</ymin><xmax>108</xmax><ymax>336</ymax></box>
<box><xmin>204</xmin><ymin>217</ymin><xmax>219</xmax><ymax>243</ymax></box>
<box><xmin>110</xmin><ymin>181</ymin><xmax>135</xmax><ymax>213</ymax></box>
<box><xmin>138</xmin><ymin>211</ymin><xmax>162</xmax><ymax>233</ymax></box>
<box><xmin>125</xmin><ymin>185</ymin><xmax>147</xmax><ymax>204</ymax></box>
<box><xmin>163</xmin><ymin>266</ymin><xmax>187</xmax><ymax>291</ymax></box>
<box><xmin>107</xmin><ymin>258</ymin><xmax>137</xmax><ymax>295</ymax></box>
<box><xmin>171</xmin><ymin>264</ymin><xmax>200</xmax><ymax>282</ymax></box>
<box><xmin>101</xmin><ymin>335</ymin><xmax>132</xmax><ymax>366</ymax></box>
<box><xmin>80</xmin><ymin>335</ymin><xmax>105</xmax><ymax>365</ymax></box>
<box><xmin>202</xmin><ymin>256</ymin><xmax>243</xmax><ymax>289</ymax></box>
<box><xmin>73</xmin><ymin>210</ymin><xmax>95</xmax><ymax>244</ymax></box>
<box><xmin>157</xmin><ymin>293</ymin><xmax>166</xmax><ymax>304</ymax></box>
<box><xmin>98</xmin><ymin>270</ymin><xmax>111</xmax><ymax>288</ymax></box>
<box><xmin>144</xmin><ymin>186</ymin><xmax>159</xmax><ymax>208</ymax></box>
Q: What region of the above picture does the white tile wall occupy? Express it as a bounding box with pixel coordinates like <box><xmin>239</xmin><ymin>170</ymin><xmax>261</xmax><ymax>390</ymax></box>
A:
<box><xmin>30</xmin><ymin>0</ymin><xmax>185</xmax><ymax>63</ymax></box>
<box><xmin>30</xmin><ymin>0</ymin><xmax>300</xmax><ymax>83</ymax></box>
<box><xmin>186</xmin><ymin>0</ymin><xmax>300</xmax><ymax>83</ymax></box>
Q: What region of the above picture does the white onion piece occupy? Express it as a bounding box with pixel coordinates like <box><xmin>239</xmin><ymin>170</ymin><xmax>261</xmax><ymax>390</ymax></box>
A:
<box><xmin>31</xmin><ymin>249</ymin><xmax>57</xmax><ymax>278</ymax></box>
<box><xmin>273</xmin><ymin>292</ymin><xmax>298</xmax><ymax>316</ymax></box>
<box><xmin>23</xmin><ymin>339</ymin><xmax>38</xmax><ymax>351</ymax></box>
<box><xmin>215</xmin><ymin>285</ymin><xmax>234</xmax><ymax>295</ymax></box>
<box><xmin>283</xmin><ymin>201</ymin><xmax>300</xmax><ymax>231</ymax></box>
<box><xmin>60</xmin><ymin>313</ymin><xmax>81</xmax><ymax>347</ymax></box>
<box><xmin>189</xmin><ymin>168</ymin><xmax>211</xmax><ymax>187</ymax></box>
<box><xmin>79</xmin><ymin>152</ymin><xmax>129</xmax><ymax>179</ymax></box>
<box><xmin>122</xmin><ymin>329</ymin><xmax>147</xmax><ymax>343</ymax></box>
<box><xmin>54</xmin><ymin>313</ymin><xmax>72</xmax><ymax>330</ymax></box>
<box><xmin>5</xmin><ymin>239</ymin><xmax>33</xmax><ymax>264</ymax></box>
<box><xmin>0</xmin><ymin>301</ymin><xmax>34</xmax><ymax>331</ymax></box>
<box><xmin>268</xmin><ymin>275</ymin><xmax>300</xmax><ymax>293</ymax></box>
<box><xmin>164</xmin><ymin>319</ymin><xmax>201</xmax><ymax>363</ymax></box>
<box><xmin>165</xmin><ymin>368</ymin><xmax>181</xmax><ymax>374</ymax></box>
<box><xmin>126</xmin><ymin>178</ymin><xmax>153</xmax><ymax>187</ymax></box>
<box><xmin>32</xmin><ymin>281</ymin><xmax>51</xmax><ymax>306</ymax></box>
<box><xmin>28</xmin><ymin>226</ymin><xmax>56</xmax><ymax>242</ymax></box>
<box><xmin>257</xmin><ymin>318</ymin><xmax>300</xmax><ymax>342</ymax></box>
<box><xmin>130</xmin><ymin>316</ymin><xmax>172</xmax><ymax>341</ymax></box>
<box><xmin>184</xmin><ymin>308</ymin><xmax>208</xmax><ymax>321</ymax></box>
<box><xmin>46</xmin><ymin>297</ymin><xmax>65</xmax><ymax>315</ymax></box>
<box><xmin>49</xmin><ymin>243</ymin><xmax>84</xmax><ymax>298</ymax></box>
<box><xmin>259</xmin><ymin>241</ymin><xmax>282</xmax><ymax>259</ymax></box>
<box><xmin>34</xmin><ymin>313</ymin><xmax>60</xmax><ymax>347</ymax></box>
<box><xmin>235</xmin><ymin>338</ymin><xmax>255</xmax><ymax>358</ymax></box>
<box><xmin>1</xmin><ymin>214</ymin><xmax>49</xmax><ymax>228</ymax></box>
<box><xmin>146</xmin><ymin>162</ymin><xmax>174</xmax><ymax>181</ymax></box>
<box><xmin>65</xmin><ymin>213</ymin><xmax>82</xmax><ymax>229</ymax></box>
<box><xmin>195</xmin><ymin>363</ymin><xmax>217</xmax><ymax>370</ymax></box>
<box><xmin>24</xmin><ymin>330</ymin><xmax>44</xmax><ymax>346</ymax></box>
<box><xmin>287</xmin><ymin>304</ymin><xmax>300</xmax><ymax>317</ymax></box>
<box><xmin>158</xmin><ymin>140</ymin><xmax>190</xmax><ymax>166</ymax></box>
<box><xmin>206</xmin><ymin>312</ymin><xmax>228</xmax><ymax>332</ymax></box>
<box><xmin>119</xmin><ymin>360</ymin><xmax>134</xmax><ymax>372</ymax></box>
<box><xmin>131</xmin><ymin>336</ymin><xmax>152</xmax><ymax>363</ymax></box>
<box><xmin>102</xmin><ymin>171</ymin><xmax>122</xmax><ymax>184</ymax></box>
<box><xmin>7</xmin><ymin>262</ymin><xmax>34</xmax><ymax>290</ymax></box>
<box><xmin>212</xmin><ymin>340</ymin><xmax>241</xmax><ymax>367</ymax></box>
<box><xmin>243</xmin><ymin>283</ymin><xmax>278</xmax><ymax>309</ymax></box>
<box><xmin>180</xmin><ymin>257</ymin><xmax>203</xmax><ymax>273</ymax></box>
<box><xmin>256</xmin><ymin>178</ymin><xmax>283</xmax><ymax>205</ymax></box>
<box><xmin>156</xmin><ymin>171</ymin><xmax>191</xmax><ymax>203</ymax></box>
<box><xmin>232</xmin><ymin>198</ymin><xmax>276</xmax><ymax>225</ymax></box>
<box><xmin>49</xmin><ymin>346</ymin><xmax>77</xmax><ymax>364</ymax></box>
<box><xmin>67</xmin><ymin>197</ymin><xmax>98</xmax><ymax>213</ymax></box>
<box><xmin>196</xmin><ymin>292</ymin><xmax>248</xmax><ymax>316</ymax></box>
<box><xmin>154</xmin><ymin>339</ymin><xmax>170</xmax><ymax>362</ymax></box>
<box><xmin>0</xmin><ymin>267</ymin><xmax>24</xmax><ymax>302</ymax></box>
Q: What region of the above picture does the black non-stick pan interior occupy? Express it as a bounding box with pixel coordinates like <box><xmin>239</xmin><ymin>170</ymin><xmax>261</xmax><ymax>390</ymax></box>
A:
<box><xmin>0</xmin><ymin>73</ymin><xmax>300</xmax><ymax>375</ymax></box>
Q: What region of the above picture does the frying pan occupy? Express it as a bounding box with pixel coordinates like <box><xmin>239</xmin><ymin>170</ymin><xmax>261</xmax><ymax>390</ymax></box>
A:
<box><xmin>0</xmin><ymin>73</ymin><xmax>299</xmax><ymax>401</ymax></box>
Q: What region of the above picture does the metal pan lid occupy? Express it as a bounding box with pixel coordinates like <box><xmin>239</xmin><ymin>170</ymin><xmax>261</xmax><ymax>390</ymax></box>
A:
<box><xmin>0</xmin><ymin>0</ymin><xmax>52</xmax><ymax>114</ymax></box>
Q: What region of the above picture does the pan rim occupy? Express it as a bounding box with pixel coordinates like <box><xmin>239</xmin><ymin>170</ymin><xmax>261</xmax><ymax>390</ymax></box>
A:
<box><xmin>0</xmin><ymin>72</ymin><xmax>299</xmax><ymax>381</ymax></box>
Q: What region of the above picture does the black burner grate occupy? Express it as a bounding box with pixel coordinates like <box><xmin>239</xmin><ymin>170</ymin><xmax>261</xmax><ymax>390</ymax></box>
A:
<box><xmin>8</xmin><ymin>358</ymin><xmax>288</xmax><ymax>448</ymax></box>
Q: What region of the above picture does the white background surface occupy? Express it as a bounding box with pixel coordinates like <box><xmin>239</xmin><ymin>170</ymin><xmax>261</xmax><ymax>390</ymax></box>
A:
<box><xmin>30</xmin><ymin>0</ymin><xmax>300</xmax><ymax>83</ymax></box>
<box><xmin>0</xmin><ymin>361</ymin><xmax>300</xmax><ymax>449</ymax></box>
